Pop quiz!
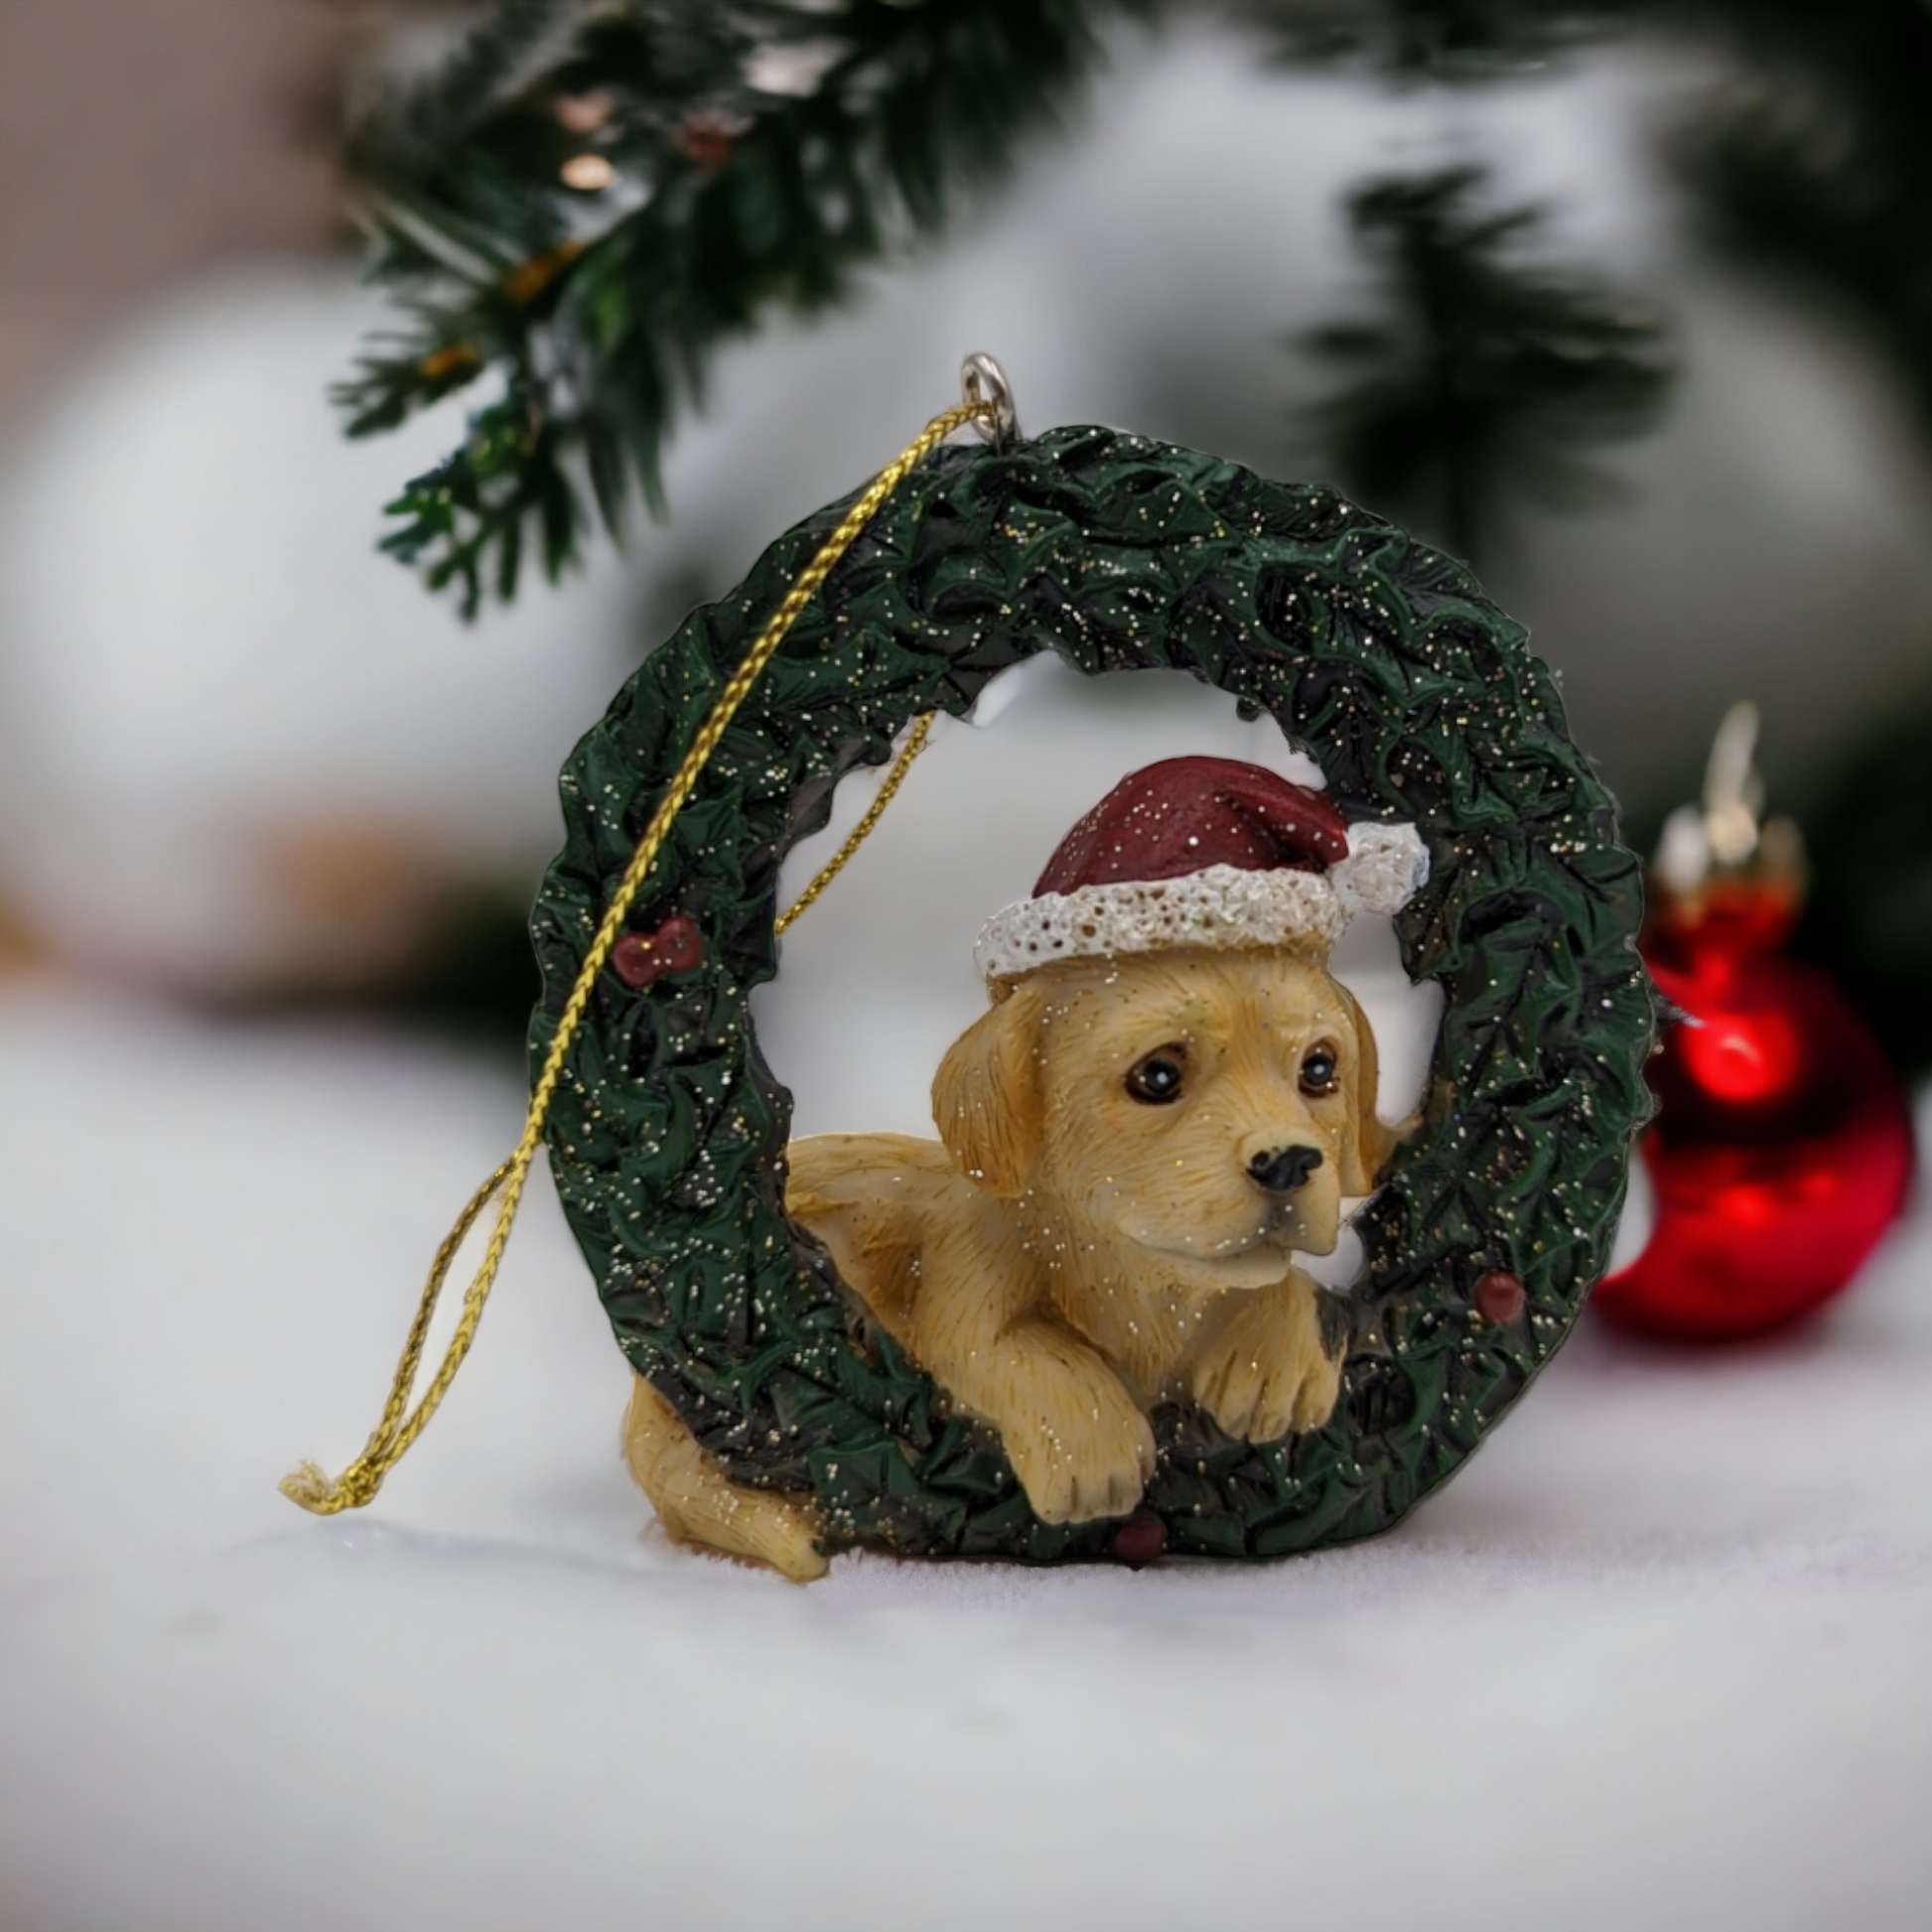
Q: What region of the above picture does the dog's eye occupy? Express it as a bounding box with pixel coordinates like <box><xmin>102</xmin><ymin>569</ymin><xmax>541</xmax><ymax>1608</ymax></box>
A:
<box><xmin>1125</xmin><ymin>1047</ymin><xmax>1186</xmax><ymax>1105</ymax></box>
<box><xmin>1300</xmin><ymin>1045</ymin><xmax>1339</xmax><ymax>1096</ymax></box>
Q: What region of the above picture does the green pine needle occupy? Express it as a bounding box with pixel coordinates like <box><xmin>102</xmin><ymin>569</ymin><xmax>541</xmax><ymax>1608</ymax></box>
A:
<box><xmin>336</xmin><ymin>0</ymin><xmax>1139</xmax><ymax>613</ymax></box>
<box><xmin>1296</xmin><ymin>165</ymin><xmax>1673</xmax><ymax>569</ymax></box>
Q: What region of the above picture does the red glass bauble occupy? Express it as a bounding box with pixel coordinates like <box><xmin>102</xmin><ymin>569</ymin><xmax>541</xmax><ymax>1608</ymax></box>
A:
<box><xmin>1594</xmin><ymin>880</ymin><xmax>1914</xmax><ymax>1340</ymax></box>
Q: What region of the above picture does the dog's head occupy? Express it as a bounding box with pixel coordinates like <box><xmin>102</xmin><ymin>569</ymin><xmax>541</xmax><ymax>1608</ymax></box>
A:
<box><xmin>932</xmin><ymin>943</ymin><xmax>1393</xmax><ymax>1289</ymax></box>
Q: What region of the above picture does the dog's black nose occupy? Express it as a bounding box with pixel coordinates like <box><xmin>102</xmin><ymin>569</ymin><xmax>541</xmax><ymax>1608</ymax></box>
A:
<box><xmin>1248</xmin><ymin>1145</ymin><xmax>1323</xmax><ymax>1193</ymax></box>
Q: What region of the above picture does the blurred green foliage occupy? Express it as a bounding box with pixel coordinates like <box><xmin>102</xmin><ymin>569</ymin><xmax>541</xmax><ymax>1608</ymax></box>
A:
<box><xmin>1799</xmin><ymin>696</ymin><xmax>1932</xmax><ymax>1076</ymax></box>
<box><xmin>1238</xmin><ymin>0</ymin><xmax>1616</xmax><ymax>78</ymax></box>
<box><xmin>1668</xmin><ymin>0</ymin><xmax>1932</xmax><ymax>444</ymax></box>
<box><xmin>1296</xmin><ymin>166</ymin><xmax>1671</xmax><ymax>570</ymax></box>
<box><xmin>339</xmin><ymin>0</ymin><xmax>1142</xmax><ymax>616</ymax></box>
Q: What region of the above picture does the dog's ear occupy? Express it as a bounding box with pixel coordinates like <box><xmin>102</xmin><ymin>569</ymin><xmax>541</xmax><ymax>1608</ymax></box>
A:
<box><xmin>931</xmin><ymin>983</ymin><xmax>1042</xmax><ymax>1196</ymax></box>
<box><xmin>1330</xmin><ymin>977</ymin><xmax>1396</xmax><ymax>1195</ymax></box>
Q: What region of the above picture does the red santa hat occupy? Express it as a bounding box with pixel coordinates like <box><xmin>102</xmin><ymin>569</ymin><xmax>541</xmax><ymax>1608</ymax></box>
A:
<box><xmin>974</xmin><ymin>756</ymin><xmax>1428</xmax><ymax>983</ymax></box>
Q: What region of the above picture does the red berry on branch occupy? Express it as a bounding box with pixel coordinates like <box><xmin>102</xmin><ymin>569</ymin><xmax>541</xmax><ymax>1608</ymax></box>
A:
<box><xmin>674</xmin><ymin>106</ymin><xmax>751</xmax><ymax>171</ymax></box>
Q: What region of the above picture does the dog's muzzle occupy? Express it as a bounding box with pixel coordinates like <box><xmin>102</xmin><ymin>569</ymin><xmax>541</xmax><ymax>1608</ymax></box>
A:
<box><xmin>1247</xmin><ymin>1145</ymin><xmax>1323</xmax><ymax>1194</ymax></box>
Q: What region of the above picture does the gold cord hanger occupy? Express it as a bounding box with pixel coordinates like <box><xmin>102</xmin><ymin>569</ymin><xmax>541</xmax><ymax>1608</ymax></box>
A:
<box><xmin>281</xmin><ymin>370</ymin><xmax>1010</xmax><ymax>1514</ymax></box>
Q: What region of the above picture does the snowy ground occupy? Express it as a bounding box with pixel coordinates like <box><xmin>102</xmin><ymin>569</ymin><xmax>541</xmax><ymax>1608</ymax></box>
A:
<box><xmin>1</xmin><ymin>974</ymin><xmax>1927</xmax><ymax>1932</ymax></box>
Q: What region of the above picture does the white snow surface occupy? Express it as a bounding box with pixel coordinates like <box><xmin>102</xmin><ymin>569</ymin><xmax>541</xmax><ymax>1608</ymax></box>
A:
<box><xmin>1</xmin><ymin>980</ymin><xmax>1928</xmax><ymax>1932</ymax></box>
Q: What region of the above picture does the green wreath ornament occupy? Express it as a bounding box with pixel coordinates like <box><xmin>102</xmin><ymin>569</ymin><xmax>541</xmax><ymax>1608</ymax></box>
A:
<box><xmin>523</xmin><ymin>416</ymin><xmax>1654</xmax><ymax>1566</ymax></box>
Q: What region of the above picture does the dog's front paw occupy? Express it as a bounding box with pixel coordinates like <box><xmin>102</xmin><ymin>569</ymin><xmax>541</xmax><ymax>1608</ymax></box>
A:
<box><xmin>1004</xmin><ymin>1377</ymin><xmax>1157</xmax><ymax>1526</ymax></box>
<box><xmin>1191</xmin><ymin>1284</ymin><xmax>1342</xmax><ymax>1443</ymax></box>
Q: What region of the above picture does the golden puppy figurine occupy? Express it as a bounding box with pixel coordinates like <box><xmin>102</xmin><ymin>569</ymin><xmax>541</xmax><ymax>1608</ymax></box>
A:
<box><xmin>623</xmin><ymin>757</ymin><xmax>1428</xmax><ymax>1578</ymax></box>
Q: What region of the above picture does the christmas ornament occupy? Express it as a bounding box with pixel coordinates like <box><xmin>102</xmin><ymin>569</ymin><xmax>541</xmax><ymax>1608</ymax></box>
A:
<box><xmin>285</xmin><ymin>358</ymin><xmax>1654</xmax><ymax>1579</ymax></box>
<box><xmin>1594</xmin><ymin>704</ymin><xmax>1914</xmax><ymax>1342</ymax></box>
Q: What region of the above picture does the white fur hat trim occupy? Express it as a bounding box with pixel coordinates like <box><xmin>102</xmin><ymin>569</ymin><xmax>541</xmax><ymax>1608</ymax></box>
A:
<box><xmin>974</xmin><ymin>822</ymin><xmax>1428</xmax><ymax>982</ymax></box>
<box><xmin>1331</xmin><ymin>820</ymin><xmax>1431</xmax><ymax>917</ymax></box>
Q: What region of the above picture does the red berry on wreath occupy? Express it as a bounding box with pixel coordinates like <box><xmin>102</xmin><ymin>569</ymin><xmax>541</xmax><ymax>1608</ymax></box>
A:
<box><xmin>1111</xmin><ymin>1515</ymin><xmax>1167</xmax><ymax>1566</ymax></box>
<box><xmin>1474</xmin><ymin>1270</ymin><xmax>1525</xmax><ymax>1323</ymax></box>
<box><xmin>612</xmin><ymin>914</ymin><xmax>704</xmax><ymax>990</ymax></box>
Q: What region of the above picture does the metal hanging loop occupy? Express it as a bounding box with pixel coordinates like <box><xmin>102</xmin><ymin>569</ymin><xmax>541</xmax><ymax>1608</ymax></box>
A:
<box><xmin>960</xmin><ymin>351</ymin><xmax>1021</xmax><ymax>452</ymax></box>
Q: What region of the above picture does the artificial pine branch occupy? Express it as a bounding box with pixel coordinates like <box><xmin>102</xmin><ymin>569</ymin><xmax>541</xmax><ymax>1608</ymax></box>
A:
<box><xmin>1295</xmin><ymin>165</ymin><xmax>1671</xmax><ymax>569</ymax></box>
<box><xmin>335</xmin><ymin>0</ymin><xmax>1136</xmax><ymax>616</ymax></box>
<box><xmin>1663</xmin><ymin>0</ymin><xmax>1932</xmax><ymax>446</ymax></box>
<box><xmin>1236</xmin><ymin>0</ymin><xmax>1622</xmax><ymax>79</ymax></box>
<box><xmin>355</xmin><ymin>0</ymin><xmax>1932</xmax><ymax>612</ymax></box>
